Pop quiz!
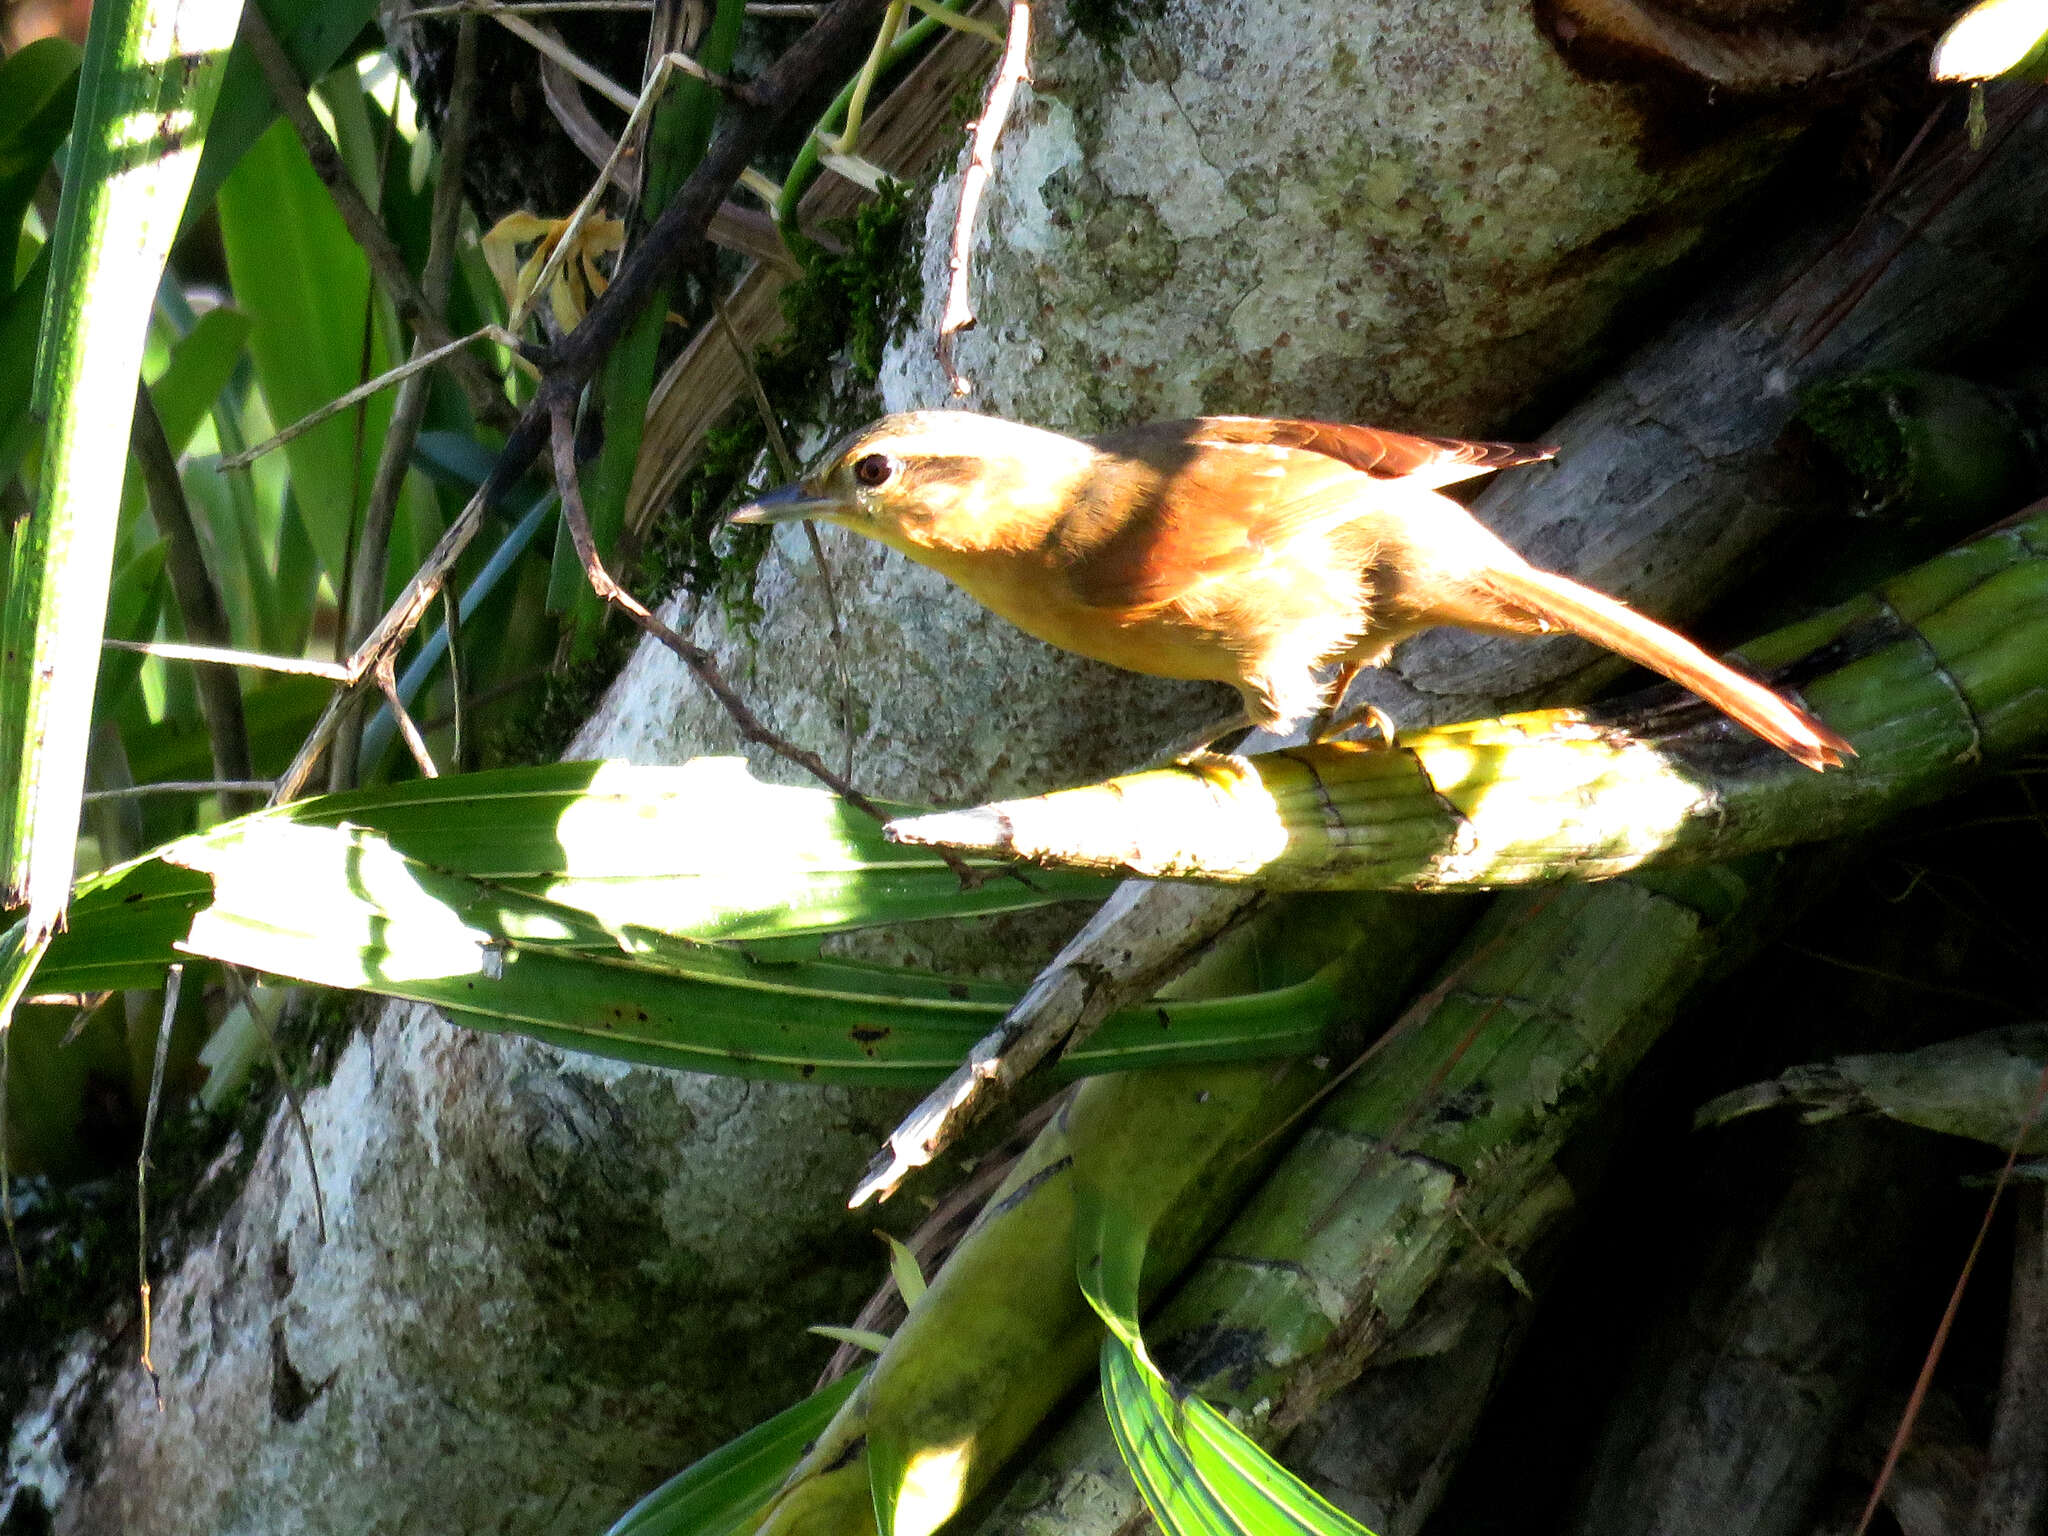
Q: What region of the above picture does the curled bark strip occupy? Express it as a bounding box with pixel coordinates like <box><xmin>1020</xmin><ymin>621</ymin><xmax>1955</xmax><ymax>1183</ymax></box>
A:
<box><xmin>936</xmin><ymin>0</ymin><xmax>1029</xmax><ymax>396</ymax></box>
<box><xmin>848</xmin><ymin>880</ymin><xmax>1263</xmax><ymax>1205</ymax></box>
<box><xmin>1539</xmin><ymin>0</ymin><xmax>1900</xmax><ymax>93</ymax></box>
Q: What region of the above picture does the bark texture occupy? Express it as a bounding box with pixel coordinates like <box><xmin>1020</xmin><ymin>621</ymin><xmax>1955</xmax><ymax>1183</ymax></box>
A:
<box><xmin>14</xmin><ymin>1006</ymin><xmax>897</xmax><ymax>1536</ymax></box>
<box><xmin>1564</xmin><ymin>1120</ymin><xmax>1949</xmax><ymax>1536</ymax></box>
<box><xmin>882</xmin><ymin>0</ymin><xmax>1812</xmax><ymax>431</ymax></box>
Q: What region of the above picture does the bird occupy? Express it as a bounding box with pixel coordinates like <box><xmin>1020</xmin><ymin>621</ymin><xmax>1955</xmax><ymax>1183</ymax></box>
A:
<box><xmin>727</xmin><ymin>411</ymin><xmax>1854</xmax><ymax>771</ymax></box>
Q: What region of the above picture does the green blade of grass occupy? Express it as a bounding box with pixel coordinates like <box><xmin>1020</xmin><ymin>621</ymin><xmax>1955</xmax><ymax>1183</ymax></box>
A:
<box><xmin>14</xmin><ymin>762</ymin><xmax>1348</xmax><ymax>1086</ymax></box>
<box><xmin>606</xmin><ymin>1368</ymin><xmax>868</xmax><ymax>1536</ymax></box>
<box><xmin>0</xmin><ymin>0</ymin><xmax>242</xmax><ymax>942</ymax></box>
<box><xmin>1076</xmin><ymin>1180</ymin><xmax>1377</xmax><ymax>1536</ymax></box>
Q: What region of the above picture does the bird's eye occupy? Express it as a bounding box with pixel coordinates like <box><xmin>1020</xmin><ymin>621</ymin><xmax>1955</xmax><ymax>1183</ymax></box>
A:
<box><xmin>853</xmin><ymin>453</ymin><xmax>894</xmax><ymax>488</ymax></box>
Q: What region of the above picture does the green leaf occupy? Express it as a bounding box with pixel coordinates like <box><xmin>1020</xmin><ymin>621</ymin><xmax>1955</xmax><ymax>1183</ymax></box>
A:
<box><xmin>0</xmin><ymin>36</ymin><xmax>81</xmax><ymax>258</ymax></box>
<box><xmin>1932</xmin><ymin>0</ymin><xmax>2048</xmax><ymax>80</ymax></box>
<box><xmin>147</xmin><ymin>305</ymin><xmax>251</xmax><ymax>454</ymax></box>
<box><xmin>884</xmin><ymin>1233</ymin><xmax>927</xmax><ymax>1307</ymax></box>
<box><xmin>215</xmin><ymin>116</ymin><xmax>391</xmax><ymax>582</ymax></box>
<box><xmin>16</xmin><ymin>763</ymin><xmax>1346</xmax><ymax>1087</ymax></box>
<box><xmin>0</xmin><ymin>0</ymin><xmax>241</xmax><ymax>937</ymax></box>
<box><xmin>183</xmin><ymin>0</ymin><xmax>381</xmax><ymax>232</ymax></box>
<box><xmin>1074</xmin><ymin>1177</ymin><xmax>1379</xmax><ymax>1536</ymax></box>
<box><xmin>274</xmin><ymin>759</ymin><xmax>1112</xmax><ymax>942</ymax></box>
<box><xmin>94</xmin><ymin>537</ymin><xmax>169</xmax><ymax>709</ymax></box>
<box><xmin>606</xmin><ymin>1369</ymin><xmax>866</xmax><ymax>1536</ymax></box>
<box><xmin>808</xmin><ymin>1325</ymin><xmax>893</xmax><ymax>1353</ymax></box>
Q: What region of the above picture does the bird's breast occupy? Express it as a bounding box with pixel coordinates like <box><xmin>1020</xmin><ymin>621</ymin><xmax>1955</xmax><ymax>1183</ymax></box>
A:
<box><xmin>908</xmin><ymin>544</ymin><xmax>1244</xmax><ymax>684</ymax></box>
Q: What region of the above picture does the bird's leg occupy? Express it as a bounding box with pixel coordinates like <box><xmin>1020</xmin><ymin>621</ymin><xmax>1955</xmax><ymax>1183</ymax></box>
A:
<box><xmin>1308</xmin><ymin>661</ymin><xmax>1399</xmax><ymax>747</ymax></box>
<box><xmin>1314</xmin><ymin>698</ymin><xmax>1401</xmax><ymax>748</ymax></box>
<box><xmin>1307</xmin><ymin>661</ymin><xmax>1366</xmax><ymax>742</ymax></box>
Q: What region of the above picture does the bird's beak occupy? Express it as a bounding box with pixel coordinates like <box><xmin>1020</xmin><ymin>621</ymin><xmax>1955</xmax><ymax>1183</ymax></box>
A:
<box><xmin>727</xmin><ymin>481</ymin><xmax>840</xmax><ymax>525</ymax></box>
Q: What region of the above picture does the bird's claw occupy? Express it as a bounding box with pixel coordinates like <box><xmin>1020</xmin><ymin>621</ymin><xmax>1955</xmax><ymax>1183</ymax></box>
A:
<box><xmin>1311</xmin><ymin>701</ymin><xmax>1400</xmax><ymax>748</ymax></box>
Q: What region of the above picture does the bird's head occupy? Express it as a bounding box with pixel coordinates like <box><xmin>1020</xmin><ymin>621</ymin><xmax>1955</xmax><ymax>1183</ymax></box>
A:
<box><xmin>727</xmin><ymin>411</ymin><xmax>1097</xmax><ymax>558</ymax></box>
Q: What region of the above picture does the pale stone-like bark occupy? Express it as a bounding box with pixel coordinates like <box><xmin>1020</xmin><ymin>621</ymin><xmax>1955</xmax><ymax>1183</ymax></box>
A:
<box><xmin>883</xmin><ymin>0</ymin><xmax>1807</xmax><ymax>433</ymax></box>
<box><xmin>21</xmin><ymin>1005</ymin><xmax>899</xmax><ymax>1536</ymax></box>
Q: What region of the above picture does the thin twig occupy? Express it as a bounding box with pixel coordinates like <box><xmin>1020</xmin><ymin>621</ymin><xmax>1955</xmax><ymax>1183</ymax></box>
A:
<box><xmin>547</xmin><ymin>396</ymin><xmax>893</xmax><ymax>812</ymax></box>
<box><xmin>441</xmin><ymin>588</ymin><xmax>469</xmax><ymax>772</ymax></box>
<box><xmin>495</xmin><ymin>11</ymin><xmax>647</xmax><ymax>111</ymax></box>
<box><xmin>217</xmin><ymin>328</ymin><xmax>532</xmax><ymax>473</ymax></box>
<box><xmin>504</xmin><ymin>47</ymin><xmax>691</xmax><ymax>333</ymax></box>
<box><xmin>332</xmin><ymin>13</ymin><xmax>480</xmax><ymax>791</ymax></box>
<box><xmin>242</xmin><ymin>8</ymin><xmax>519</xmax><ymax>432</ymax></box>
<box><xmin>936</xmin><ymin>0</ymin><xmax>1029</xmax><ymax>394</ymax></box>
<box><xmin>410</xmin><ymin>0</ymin><xmax>657</xmax><ymax>14</ymax></box>
<box><xmin>226</xmin><ymin>970</ymin><xmax>328</xmax><ymax>1244</ymax></box>
<box><xmin>541</xmin><ymin>0</ymin><xmax>892</xmax><ymax>378</ymax></box>
<box><xmin>376</xmin><ymin>655</ymin><xmax>441</xmax><ymax>778</ymax></box>
<box><xmin>712</xmin><ymin>295</ymin><xmax>859</xmax><ymax>778</ymax></box>
<box><xmin>1852</xmin><ymin>1052</ymin><xmax>2048</xmax><ymax>1536</ymax></box>
<box><xmin>1793</xmin><ymin>84</ymin><xmax>2040</xmax><ymax>362</ymax></box>
<box><xmin>130</xmin><ymin>387</ymin><xmax>258</xmax><ymax>815</ymax></box>
<box><xmin>82</xmin><ymin>780</ymin><xmax>278</xmax><ymax>803</ymax></box>
<box><xmin>29</xmin><ymin>992</ymin><xmax>112</xmax><ymax>1012</ymax></box>
<box><xmin>536</xmin><ymin>34</ymin><xmax>798</xmax><ymax>267</ymax></box>
<box><xmin>137</xmin><ymin>964</ymin><xmax>182</xmax><ymax>1411</ymax></box>
<box><xmin>414</xmin><ymin>668</ymin><xmax>544</xmax><ymax>735</ymax></box>
<box><xmin>103</xmin><ymin>638</ymin><xmax>352</xmax><ymax>681</ymax></box>
<box><xmin>83</xmin><ymin>723</ymin><xmax>146</xmax><ymax>868</ymax></box>
<box><xmin>273</xmin><ymin>0</ymin><xmax>898</xmax><ymax>799</ymax></box>
<box><xmin>331</xmin><ymin>86</ymin><xmax>394</xmax><ymax>669</ymax></box>
<box><xmin>540</xmin><ymin>48</ymin><xmax>644</xmax><ymax>196</ymax></box>
<box><xmin>272</xmin><ymin>483</ymin><xmax>497</xmax><ymax>800</ymax></box>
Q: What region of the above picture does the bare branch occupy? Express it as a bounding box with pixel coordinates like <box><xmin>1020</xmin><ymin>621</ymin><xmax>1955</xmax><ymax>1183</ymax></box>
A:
<box><xmin>332</xmin><ymin>14</ymin><xmax>481</xmax><ymax>791</ymax></box>
<box><xmin>81</xmin><ymin>780</ymin><xmax>278</xmax><ymax>803</ymax></box>
<box><xmin>242</xmin><ymin>8</ymin><xmax>519</xmax><ymax>432</ymax></box>
<box><xmin>130</xmin><ymin>387</ymin><xmax>257</xmax><ymax>814</ymax></box>
<box><xmin>272</xmin><ymin>0</ymin><xmax>898</xmax><ymax>800</ymax></box>
<box><xmin>936</xmin><ymin>0</ymin><xmax>1029</xmax><ymax>395</ymax></box>
<box><xmin>547</xmin><ymin>397</ymin><xmax>895</xmax><ymax>818</ymax></box>
<box><xmin>712</xmin><ymin>296</ymin><xmax>858</xmax><ymax>776</ymax></box>
<box><xmin>103</xmin><ymin>638</ymin><xmax>352</xmax><ymax>681</ymax></box>
<box><xmin>215</xmin><ymin>328</ymin><xmax>533</xmax><ymax>473</ymax></box>
<box><xmin>136</xmin><ymin>963</ymin><xmax>183</xmax><ymax>1410</ymax></box>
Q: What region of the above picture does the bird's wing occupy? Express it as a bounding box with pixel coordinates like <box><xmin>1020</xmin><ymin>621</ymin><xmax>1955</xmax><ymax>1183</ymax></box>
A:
<box><xmin>1065</xmin><ymin>419</ymin><xmax>1552</xmax><ymax>615</ymax></box>
<box><xmin>1061</xmin><ymin>439</ymin><xmax>1373</xmax><ymax>613</ymax></box>
<box><xmin>1180</xmin><ymin>417</ymin><xmax>1555</xmax><ymax>489</ymax></box>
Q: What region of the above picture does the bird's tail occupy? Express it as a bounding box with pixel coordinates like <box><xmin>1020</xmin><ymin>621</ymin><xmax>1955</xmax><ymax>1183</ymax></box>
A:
<box><xmin>1478</xmin><ymin>565</ymin><xmax>1856</xmax><ymax>771</ymax></box>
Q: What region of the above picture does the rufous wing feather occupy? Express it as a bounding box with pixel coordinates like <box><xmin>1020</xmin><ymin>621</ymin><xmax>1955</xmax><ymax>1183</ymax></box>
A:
<box><xmin>1066</xmin><ymin>480</ymin><xmax>1369</xmax><ymax>614</ymax></box>
<box><xmin>1476</xmin><ymin>566</ymin><xmax>1855</xmax><ymax>771</ymax></box>
<box><xmin>1182</xmin><ymin>418</ymin><xmax>1557</xmax><ymax>487</ymax></box>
